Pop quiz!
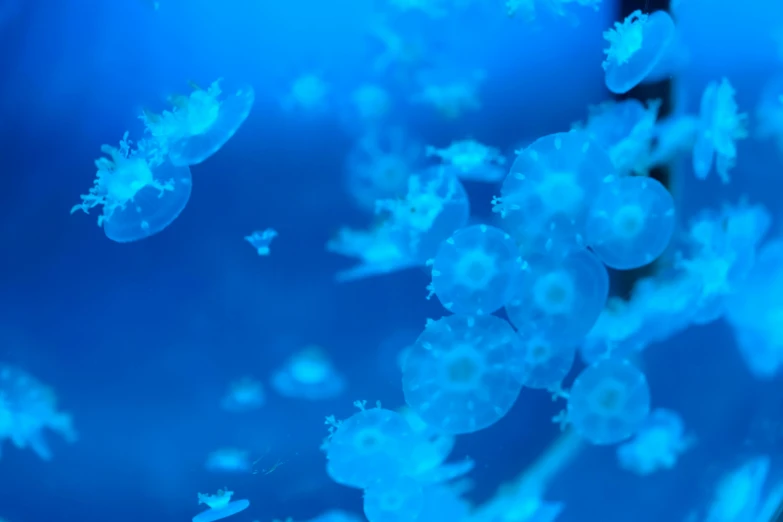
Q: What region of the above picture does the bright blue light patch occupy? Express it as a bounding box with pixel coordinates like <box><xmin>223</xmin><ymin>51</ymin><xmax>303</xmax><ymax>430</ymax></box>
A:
<box><xmin>271</xmin><ymin>346</ymin><xmax>346</xmax><ymax>401</ymax></box>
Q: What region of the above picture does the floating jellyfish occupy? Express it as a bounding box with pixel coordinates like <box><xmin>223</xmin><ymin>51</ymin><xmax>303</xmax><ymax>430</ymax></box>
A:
<box><xmin>399</xmin><ymin>407</ymin><xmax>455</xmax><ymax>476</ymax></box>
<box><xmin>412</xmin><ymin>68</ymin><xmax>485</xmax><ymax>119</ymax></box>
<box><xmin>324</xmin><ymin>402</ymin><xmax>419</xmax><ymax>488</ymax></box>
<box><xmin>141</xmin><ymin>79</ymin><xmax>254</xmax><ymax>167</ymax></box>
<box><xmin>271</xmin><ymin>345</ymin><xmax>346</xmax><ymax>401</ymax></box>
<box><xmin>307</xmin><ymin>510</ymin><xmax>365</xmax><ymax>522</ymax></box>
<box><xmin>692</xmin><ymin>78</ymin><xmax>748</xmax><ymax>183</ymax></box>
<box><xmin>221</xmin><ymin>377</ymin><xmax>265</xmax><ymax>412</ymax></box>
<box><xmin>376</xmin><ymin>166</ymin><xmax>470</xmax><ymax>263</ymax></box>
<box><xmin>205</xmin><ymin>448</ymin><xmax>252</xmax><ymax>473</ymax></box>
<box><xmin>585</xmin><ymin>176</ymin><xmax>675</xmax><ymax>270</ymax></box>
<box><xmin>602</xmin><ymin>10</ymin><xmax>676</xmax><ymax>94</ymax></box>
<box><xmin>0</xmin><ymin>364</ymin><xmax>77</xmax><ymax>460</ymax></box>
<box><xmin>71</xmin><ymin>133</ymin><xmax>192</xmax><ymax>243</ymax></box>
<box><xmin>562</xmin><ymin>358</ymin><xmax>651</xmax><ymax>445</ymax></box>
<box><xmin>416</xmin><ymin>484</ymin><xmax>470</xmax><ymax>522</ymax></box>
<box><xmin>388</xmin><ymin>0</ymin><xmax>449</xmax><ymax>18</ymax></box>
<box><xmin>755</xmin><ymin>74</ymin><xmax>783</xmax><ymax>156</ymax></box>
<box><xmin>245</xmin><ymin>229</ymin><xmax>278</xmax><ymax>256</ymax></box>
<box><xmin>193</xmin><ymin>489</ymin><xmax>250</xmax><ymax>522</ymax></box>
<box><xmin>505</xmin><ymin>248</ymin><xmax>609</xmax><ymax>346</ymax></box>
<box><xmin>427</xmin><ymin>224</ymin><xmax>522</xmax><ymax>316</ymax></box>
<box><xmin>616</xmin><ymin>408</ymin><xmax>692</xmax><ymax>475</ymax></box>
<box><xmin>705</xmin><ymin>456</ymin><xmax>770</xmax><ymax>522</ymax></box>
<box><xmin>494</xmin><ymin>130</ymin><xmax>613</xmax><ymax>254</ymax></box>
<box><xmin>646</xmin><ymin>114</ymin><xmax>700</xmax><ymax>169</ymax></box>
<box><xmin>326</xmin><ymin>223</ymin><xmax>419</xmax><ymax>282</ymax></box>
<box><xmin>363</xmin><ymin>477</ymin><xmax>425</xmax><ymax>522</ymax></box>
<box><xmin>426</xmin><ymin>139</ymin><xmax>507</xmax><ymax>183</ymax></box>
<box><xmin>350</xmin><ymin>84</ymin><xmax>391</xmax><ymax>126</ymax></box>
<box><xmin>402</xmin><ymin>315</ymin><xmax>524</xmax><ymax>435</ymax></box>
<box><xmin>281</xmin><ymin>73</ymin><xmax>328</xmax><ymax>113</ymax></box>
<box><xmin>517</xmin><ymin>331</ymin><xmax>577</xmax><ymax>391</ymax></box>
<box><xmin>506</xmin><ymin>0</ymin><xmax>600</xmax><ymax>22</ymax></box>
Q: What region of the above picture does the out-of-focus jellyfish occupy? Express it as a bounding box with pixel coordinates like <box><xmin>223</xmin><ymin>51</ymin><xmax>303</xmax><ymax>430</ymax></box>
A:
<box><xmin>0</xmin><ymin>364</ymin><xmax>77</xmax><ymax>460</ymax></box>
<box><xmin>560</xmin><ymin>358</ymin><xmax>651</xmax><ymax>445</ymax></box>
<box><xmin>281</xmin><ymin>73</ymin><xmax>328</xmax><ymax>113</ymax></box>
<box><xmin>363</xmin><ymin>476</ymin><xmax>425</xmax><ymax>522</ymax></box>
<box><xmin>755</xmin><ymin>74</ymin><xmax>783</xmax><ymax>156</ymax></box>
<box><xmin>692</xmin><ymin>78</ymin><xmax>748</xmax><ymax>183</ymax></box>
<box><xmin>141</xmin><ymin>79</ymin><xmax>254</xmax><ymax>167</ymax></box>
<box><xmin>193</xmin><ymin>489</ymin><xmax>250</xmax><ymax>522</ymax></box>
<box><xmin>307</xmin><ymin>510</ymin><xmax>365</xmax><ymax>522</ymax></box>
<box><xmin>387</xmin><ymin>0</ymin><xmax>449</xmax><ymax>18</ymax></box>
<box><xmin>221</xmin><ymin>377</ymin><xmax>265</xmax><ymax>412</ymax></box>
<box><xmin>271</xmin><ymin>345</ymin><xmax>346</xmax><ymax>401</ymax></box>
<box><xmin>517</xmin><ymin>332</ymin><xmax>577</xmax><ymax>391</ymax></box>
<box><xmin>416</xmin><ymin>484</ymin><xmax>471</xmax><ymax>522</ymax></box>
<box><xmin>505</xmin><ymin>248</ymin><xmax>609</xmax><ymax>346</ymax></box>
<box><xmin>205</xmin><ymin>448</ymin><xmax>252</xmax><ymax>473</ymax></box>
<box><xmin>705</xmin><ymin>456</ymin><xmax>770</xmax><ymax>522</ymax></box>
<box><xmin>369</xmin><ymin>21</ymin><xmax>428</xmax><ymax>75</ymax></box>
<box><xmin>645</xmin><ymin>114</ymin><xmax>700</xmax><ymax>169</ymax></box>
<box><xmin>616</xmin><ymin>408</ymin><xmax>691</xmax><ymax>475</ymax></box>
<box><xmin>399</xmin><ymin>407</ymin><xmax>455</xmax><ymax>476</ymax></box>
<box><xmin>402</xmin><ymin>315</ymin><xmax>524</xmax><ymax>435</ymax></box>
<box><xmin>506</xmin><ymin>0</ymin><xmax>600</xmax><ymax>22</ymax></box>
<box><xmin>585</xmin><ymin>176</ymin><xmax>675</xmax><ymax>270</ymax></box>
<box><xmin>602</xmin><ymin>10</ymin><xmax>676</xmax><ymax>95</ymax></box>
<box><xmin>426</xmin><ymin>139</ymin><xmax>507</xmax><ymax>183</ymax></box>
<box><xmin>350</xmin><ymin>84</ymin><xmax>391</xmax><ymax>127</ymax></box>
<box><xmin>412</xmin><ymin>68</ymin><xmax>485</xmax><ymax>119</ymax></box>
<box><xmin>494</xmin><ymin>130</ymin><xmax>614</xmax><ymax>254</ymax></box>
<box><xmin>245</xmin><ymin>229</ymin><xmax>278</xmax><ymax>256</ymax></box>
<box><xmin>326</xmin><ymin>223</ymin><xmax>419</xmax><ymax>282</ymax></box>
<box><xmin>71</xmin><ymin>133</ymin><xmax>192</xmax><ymax>243</ymax></box>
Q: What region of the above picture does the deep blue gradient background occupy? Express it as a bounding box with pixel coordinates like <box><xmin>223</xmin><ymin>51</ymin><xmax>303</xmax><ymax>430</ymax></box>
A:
<box><xmin>2</xmin><ymin>1</ymin><xmax>783</xmax><ymax>521</ymax></box>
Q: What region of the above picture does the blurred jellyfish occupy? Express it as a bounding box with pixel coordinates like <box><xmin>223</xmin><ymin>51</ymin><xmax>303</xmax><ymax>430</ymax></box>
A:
<box><xmin>271</xmin><ymin>345</ymin><xmax>346</xmax><ymax>401</ymax></box>
<box><xmin>221</xmin><ymin>377</ymin><xmax>265</xmax><ymax>412</ymax></box>
<box><xmin>281</xmin><ymin>73</ymin><xmax>329</xmax><ymax>113</ymax></box>
<box><xmin>245</xmin><ymin>229</ymin><xmax>278</xmax><ymax>256</ymax></box>
<box><xmin>426</xmin><ymin>139</ymin><xmax>507</xmax><ymax>183</ymax></box>
<box><xmin>326</xmin><ymin>223</ymin><xmax>420</xmax><ymax>282</ymax></box>
<box><xmin>351</xmin><ymin>84</ymin><xmax>391</xmax><ymax>127</ymax></box>
<box><xmin>705</xmin><ymin>456</ymin><xmax>770</xmax><ymax>522</ymax></box>
<box><xmin>193</xmin><ymin>490</ymin><xmax>250</xmax><ymax>522</ymax></box>
<box><xmin>413</xmin><ymin>68</ymin><xmax>485</xmax><ymax>119</ymax></box>
<box><xmin>205</xmin><ymin>448</ymin><xmax>252</xmax><ymax>473</ymax></box>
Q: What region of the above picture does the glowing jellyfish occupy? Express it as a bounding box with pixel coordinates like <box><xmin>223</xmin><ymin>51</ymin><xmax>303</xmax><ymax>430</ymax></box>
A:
<box><xmin>221</xmin><ymin>377</ymin><xmax>265</xmax><ymax>412</ymax></box>
<box><xmin>494</xmin><ymin>130</ymin><xmax>613</xmax><ymax>254</ymax></box>
<box><xmin>281</xmin><ymin>73</ymin><xmax>328</xmax><ymax>113</ymax></box>
<box><xmin>245</xmin><ymin>228</ymin><xmax>278</xmax><ymax>256</ymax></box>
<box><xmin>585</xmin><ymin>176</ymin><xmax>675</xmax><ymax>270</ymax></box>
<box><xmin>616</xmin><ymin>408</ymin><xmax>692</xmax><ymax>475</ymax></box>
<box><xmin>363</xmin><ymin>477</ymin><xmax>425</xmax><ymax>522</ymax></box>
<box><xmin>426</xmin><ymin>139</ymin><xmax>507</xmax><ymax>183</ymax></box>
<box><xmin>271</xmin><ymin>345</ymin><xmax>346</xmax><ymax>401</ymax></box>
<box><xmin>326</xmin><ymin>223</ymin><xmax>419</xmax><ymax>282</ymax></box>
<box><xmin>692</xmin><ymin>78</ymin><xmax>748</xmax><ymax>183</ymax></box>
<box><xmin>308</xmin><ymin>510</ymin><xmax>365</xmax><ymax>522</ymax></box>
<box><xmin>505</xmin><ymin>248</ymin><xmax>609</xmax><ymax>346</ymax></box>
<box><xmin>324</xmin><ymin>402</ymin><xmax>419</xmax><ymax>488</ymax></box>
<box><xmin>402</xmin><ymin>315</ymin><xmax>524</xmax><ymax>435</ymax></box>
<box><xmin>193</xmin><ymin>490</ymin><xmax>249</xmax><ymax>522</ymax></box>
<box><xmin>602</xmin><ymin>10</ymin><xmax>676</xmax><ymax>95</ymax></box>
<box><xmin>564</xmin><ymin>358</ymin><xmax>651</xmax><ymax>445</ymax></box>
<box><xmin>205</xmin><ymin>448</ymin><xmax>251</xmax><ymax>473</ymax></box>
<box><xmin>399</xmin><ymin>407</ymin><xmax>455</xmax><ymax>475</ymax></box>
<box><xmin>71</xmin><ymin>133</ymin><xmax>192</xmax><ymax>243</ymax></box>
<box><xmin>428</xmin><ymin>224</ymin><xmax>522</xmax><ymax>316</ymax></box>
<box><xmin>141</xmin><ymin>79</ymin><xmax>254</xmax><ymax>167</ymax></box>
<box><xmin>516</xmin><ymin>332</ymin><xmax>577</xmax><ymax>391</ymax></box>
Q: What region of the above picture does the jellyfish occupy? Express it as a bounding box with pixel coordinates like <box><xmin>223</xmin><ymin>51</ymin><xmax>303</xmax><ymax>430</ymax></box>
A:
<box><xmin>602</xmin><ymin>10</ymin><xmax>676</xmax><ymax>95</ymax></box>
<box><xmin>563</xmin><ymin>358</ymin><xmax>651</xmax><ymax>445</ymax></box>
<box><xmin>516</xmin><ymin>332</ymin><xmax>577</xmax><ymax>391</ymax></box>
<box><xmin>505</xmin><ymin>248</ymin><xmax>609</xmax><ymax>346</ymax></box>
<box><xmin>221</xmin><ymin>377</ymin><xmax>265</xmax><ymax>412</ymax></box>
<box><xmin>193</xmin><ymin>490</ymin><xmax>250</xmax><ymax>522</ymax></box>
<box><xmin>402</xmin><ymin>315</ymin><xmax>524</xmax><ymax>435</ymax></box>
<box><xmin>245</xmin><ymin>229</ymin><xmax>278</xmax><ymax>256</ymax></box>
<box><xmin>705</xmin><ymin>456</ymin><xmax>770</xmax><ymax>522</ymax></box>
<box><xmin>412</xmin><ymin>68</ymin><xmax>484</xmax><ymax>119</ymax></box>
<box><xmin>425</xmin><ymin>139</ymin><xmax>507</xmax><ymax>183</ymax></box>
<box><xmin>585</xmin><ymin>176</ymin><xmax>675</xmax><ymax>270</ymax></box>
<box><xmin>399</xmin><ymin>407</ymin><xmax>455</xmax><ymax>476</ymax></box>
<box><xmin>326</xmin><ymin>223</ymin><xmax>420</xmax><ymax>282</ymax></box>
<box><xmin>271</xmin><ymin>345</ymin><xmax>346</xmax><ymax>401</ymax></box>
<box><xmin>755</xmin><ymin>74</ymin><xmax>783</xmax><ymax>157</ymax></box>
<box><xmin>616</xmin><ymin>408</ymin><xmax>692</xmax><ymax>475</ymax></box>
<box><xmin>363</xmin><ymin>476</ymin><xmax>425</xmax><ymax>522</ymax></box>
<box><xmin>427</xmin><ymin>224</ymin><xmax>522</xmax><ymax>316</ymax></box>
<box><xmin>281</xmin><ymin>73</ymin><xmax>328</xmax><ymax>113</ymax></box>
<box><xmin>205</xmin><ymin>448</ymin><xmax>252</xmax><ymax>473</ymax></box>
<box><xmin>141</xmin><ymin>79</ymin><xmax>254</xmax><ymax>167</ymax></box>
<box><xmin>70</xmin><ymin>133</ymin><xmax>192</xmax><ymax>243</ymax></box>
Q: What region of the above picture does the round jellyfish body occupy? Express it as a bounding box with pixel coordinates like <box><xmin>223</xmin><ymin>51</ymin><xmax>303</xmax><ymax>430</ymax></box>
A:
<box><xmin>271</xmin><ymin>346</ymin><xmax>346</xmax><ymax>401</ymax></box>
<box><xmin>567</xmin><ymin>358</ymin><xmax>651</xmax><ymax>445</ymax></box>
<box><xmin>602</xmin><ymin>10</ymin><xmax>676</xmax><ymax>95</ymax></box>
<box><xmin>192</xmin><ymin>499</ymin><xmax>250</xmax><ymax>522</ymax></box>
<box><xmin>497</xmin><ymin>131</ymin><xmax>612</xmax><ymax>253</ymax></box>
<box><xmin>325</xmin><ymin>407</ymin><xmax>418</xmax><ymax>488</ymax></box>
<box><xmin>585</xmin><ymin>176</ymin><xmax>675</xmax><ymax>270</ymax></box>
<box><xmin>505</xmin><ymin>248</ymin><xmax>609</xmax><ymax>346</ymax></box>
<box><xmin>585</xmin><ymin>99</ymin><xmax>660</xmax><ymax>174</ymax></box>
<box><xmin>401</xmin><ymin>315</ymin><xmax>524</xmax><ymax>435</ymax></box>
<box><xmin>363</xmin><ymin>477</ymin><xmax>425</xmax><ymax>522</ymax></box>
<box><xmin>516</xmin><ymin>331</ymin><xmax>577</xmax><ymax>390</ymax></box>
<box><xmin>429</xmin><ymin>224</ymin><xmax>522</xmax><ymax>315</ymax></box>
<box><xmin>168</xmin><ymin>82</ymin><xmax>255</xmax><ymax>167</ymax></box>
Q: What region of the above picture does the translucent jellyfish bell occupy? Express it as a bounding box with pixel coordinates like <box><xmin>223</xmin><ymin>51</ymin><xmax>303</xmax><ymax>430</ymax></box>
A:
<box><xmin>193</xmin><ymin>490</ymin><xmax>249</xmax><ymax>522</ymax></box>
<box><xmin>585</xmin><ymin>176</ymin><xmax>675</xmax><ymax>270</ymax></box>
<box><xmin>221</xmin><ymin>377</ymin><xmax>265</xmax><ymax>412</ymax></box>
<box><xmin>428</xmin><ymin>224</ymin><xmax>523</xmax><ymax>316</ymax></box>
<box><xmin>271</xmin><ymin>345</ymin><xmax>346</xmax><ymax>401</ymax></box>
<box><xmin>616</xmin><ymin>408</ymin><xmax>692</xmax><ymax>475</ymax></box>
<box><xmin>602</xmin><ymin>10</ymin><xmax>676</xmax><ymax>95</ymax></box>
<box><xmin>516</xmin><ymin>332</ymin><xmax>577</xmax><ymax>391</ymax></box>
<box><xmin>205</xmin><ymin>448</ymin><xmax>252</xmax><ymax>473</ymax></box>
<box><xmin>402</xmin><ymin>315</ymin><xmax>524</xmax><ymax>435</ymax></box>
<box><xmin>70</xmin><ymin>133</ymin><xmax>192</xmax><ymax>243</ymax></box>
<box><xmin>363</xmin><ymin>476</ymin><xmax>425</xmax><ymax>522</ymax></box>
<box><xmin>565</xmin><ymin>358</ymin><xmax>651</xmax><ymax>445</ymax></box>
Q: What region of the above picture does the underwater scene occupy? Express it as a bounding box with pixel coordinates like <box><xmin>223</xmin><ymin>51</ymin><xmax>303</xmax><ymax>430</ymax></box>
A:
<box><xmin>2</xmin><ymin>0</ymin><xmax>783</xmax><ymax>521</ymax></box>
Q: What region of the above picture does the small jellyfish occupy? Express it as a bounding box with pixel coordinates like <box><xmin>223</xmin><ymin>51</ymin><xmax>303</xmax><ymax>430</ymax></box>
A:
<box><xmin>205</xmin><ymin>448</ymin><xmax>252</xmax><ymax>473</ymax></box>
<box><xmin>363</xmin><ymin>477</ymin><xmax>425</xmax><ymax>522</ymax></box>
<box><xmin>142</xmin><ymin>79</ymin><xmax>254</xmax><ymax>167</ymax></box>
<box><xmin>326</xmin><ymin>223</ymin><xmax>419</xmax><ymax>282</ymax></box>
<box><xmin>564</xmin><ymin>358</ymin><xmax>651</xmax><ymax>445</ymax></box>
<box><xmin>427</xmin><ymin>224</ymin><xmax>522</xmax><ymax>316</ymax></box>
<box><xmin>517</xmin><ymin>332</ymin><xmax>577</xmax><ymax>391</ymax></box>
<box><xmin>505</xmin><ymin>248</ymin><xmax>609</xmax><ymax>346</ymax></box>
<box><xmin>324</xmin><ymin>403</ymin><xmax>419</xmax><ymax>488</ymax></box>
<box><xmin>494</xmin><ymin>130</ymin><xmax>613</xmax><ymax>253</ymax></box>
<box><xmin>271</xmin><ymin>345</ymin><xmax>346</xmax><ymax>401</ymax></box>
<box><xmin>425</xmin><ymin>139</ymin><xmax>507</xmax><ymax>183</ymax></box>
<box><xmin>245</xmin><ymin>229</ymin><xmax>278</xmax><ymax>256</ymax></box>
<box><xmin>71</xmin><ymin>133</ymin><xmax>192</xmax><ymax>243</ymax></box>
<box><xmin>221</xmin><ymin>377</ymin><xmax>265</xmax><ymax>412</ymax></box>
<box><xmin>351</xmin><ymin>84</ymin><xmax>391</xmax><ymax>125</ymax></box>
<box><xmin>602</xmin><ymin>10</ymin><xmax>676</xmax><ymax>95</ymax></box>
<box><xmin>401</xmin><ymin>315</ymin><xmax>524</xmax><ymax>435</ymax></box>
<box><xmin>193</xmin><ymin>489</ymin><xmax>250</xmax><ymax>522</ymax></box>
<box><xmin>412</xmin><ymin>68</ymin><xmax>484</xmax><ymax>119</ymax></box>
<box><xmin>692</xmin><ymin>78</ymin><xmax>748</xmax><ymax>183</ymax></box>
<box><xmin>585</xmin><ymin>176</ymin><xmax>675</xmax><ymax>270</ymax></box>
<box><xmin>281</xmin><ymin>73</ymin><xmax>328</xmax><ymax>113</ymax></box>
<box><xmin>616</xmin><ymin>408</ymin><xmax>692</xmax><ymax>475</ymax></box>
